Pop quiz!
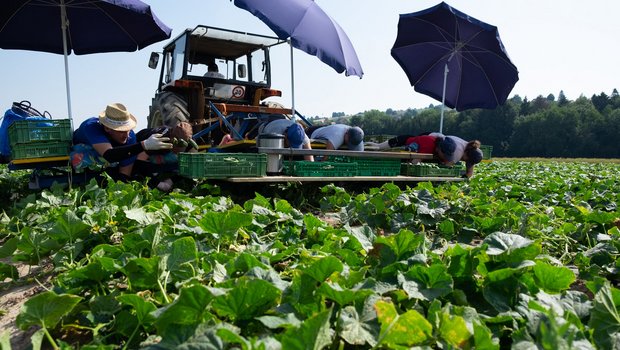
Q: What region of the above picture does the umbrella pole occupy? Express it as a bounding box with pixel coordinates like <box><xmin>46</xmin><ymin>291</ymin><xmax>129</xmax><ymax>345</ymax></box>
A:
<box><xmin>289</xmin><ymin>40</ymin><xmax>296</xmax><ymax>119</ymax></box>
<box><xmin>60</xmin><ymin>0</ymin><xmax>73</xmax><ymax>124</ymax></box>
<box><xmin>440</xmin><ymin>63</ymin><xmax>449</xmax><ymax>134</ymax></box>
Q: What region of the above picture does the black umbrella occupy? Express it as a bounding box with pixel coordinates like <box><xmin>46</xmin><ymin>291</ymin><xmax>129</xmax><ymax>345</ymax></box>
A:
<box><xmin>391</xmin><ymin>2</ymin><xmax>518</xmax><ymax>133</ymax></box>
<box><xmin>0</xmin><ymin>0</ymin><xmax>172</xmax><ymax>121</ymax></box>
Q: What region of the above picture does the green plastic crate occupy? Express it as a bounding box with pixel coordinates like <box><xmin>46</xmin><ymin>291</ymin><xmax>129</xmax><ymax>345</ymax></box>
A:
<box><xmin>480</xmin><ymin>145</ymin><xmax>493</xmax><ymax>160</ymax></box>
<box><xmin>10</xmin><ymin>141</ymin><xmax>71</xmax><ymax>160</ymax></box>
<box><xmin>336</xmin><ymin>156</ymin><xmax>401</xmax><ymax>176</ymax></box>
<box><xmin>401</xmin><ymin>163</ymin><xmax>462</xmax><ymax>177</ymax></box>
<box><xmin>178</xmin><ymin>152</ymin><xmax>266</xmax><ymax>178</ymax></box>
<box><xmin>286</xmin><ymin>161</ymin><xmax>357</xmax><ymax>177</ymax></box>
<box><xmin>8</xmin><ymin>119</ymin><xmax>72</xmax><ymax>146</ymax></box>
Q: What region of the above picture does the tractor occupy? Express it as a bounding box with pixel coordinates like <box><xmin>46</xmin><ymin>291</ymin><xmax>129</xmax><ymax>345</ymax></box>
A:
<box><xmin>147</xmin><ymin>25</ymin><xmax>304</xmax><ymax>147</ymax></box>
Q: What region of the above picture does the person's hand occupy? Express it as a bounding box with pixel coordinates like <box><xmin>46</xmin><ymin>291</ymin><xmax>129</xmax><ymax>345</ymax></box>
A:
<box><xmin>142</xmin><ymin>133</ymin><xmax>173</xmax><ymax>151</ymax></box>
<box><xmin>406</xmin><ymin>142</ymin><xmax>419</xmax><ymax>152</ymax></box>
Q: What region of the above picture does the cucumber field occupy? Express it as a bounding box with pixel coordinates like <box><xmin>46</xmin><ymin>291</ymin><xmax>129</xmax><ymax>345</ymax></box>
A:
<box><xmin>1</xmin><ymin>159</ymin><xmax>620</xmax><ymax>349</ymax></box>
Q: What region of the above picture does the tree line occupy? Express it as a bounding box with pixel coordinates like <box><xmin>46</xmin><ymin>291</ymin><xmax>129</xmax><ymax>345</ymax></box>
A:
<box><xmin>328</xmin><ymin>90</ymin><xmax>620</xmax><ymax>158</ymax></box>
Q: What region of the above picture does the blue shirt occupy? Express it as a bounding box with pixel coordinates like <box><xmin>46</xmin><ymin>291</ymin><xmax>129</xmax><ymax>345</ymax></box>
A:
<box><xmin>73</xmin><ymin>117</ymin><xmax>137</xmax><ymax>167</ymax></box>
<box><xmin>310</xmin><ymin>124</ymin><xmax>349</xmax><ymax>149</ymax></box>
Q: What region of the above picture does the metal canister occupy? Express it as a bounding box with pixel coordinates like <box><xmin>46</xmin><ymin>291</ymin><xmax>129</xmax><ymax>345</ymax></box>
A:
<box><xmin>258</xmin><ymin>133</ymin><xmax>284</xmax><ymax>175</ymax></box>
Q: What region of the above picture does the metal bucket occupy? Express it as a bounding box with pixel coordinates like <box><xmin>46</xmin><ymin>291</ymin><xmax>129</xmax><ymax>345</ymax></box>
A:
<box><xmin>258</xmin><ymin>133</ymin><xmax>284</xmax><ymax>175</ymax></box>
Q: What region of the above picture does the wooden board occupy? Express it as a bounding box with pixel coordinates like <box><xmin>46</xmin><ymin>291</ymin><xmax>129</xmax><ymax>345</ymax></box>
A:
<box><xmin>223</xmin><ymin>175</ymin><xmax>464</xmax><ymax>183</ymax></box>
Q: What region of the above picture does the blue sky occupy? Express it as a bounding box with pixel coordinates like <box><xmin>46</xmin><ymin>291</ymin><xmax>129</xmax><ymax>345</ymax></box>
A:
<box><xmin>1</xmin><ymin>0</ymin><xmax>619</xmax><ymax>130</ymax></box>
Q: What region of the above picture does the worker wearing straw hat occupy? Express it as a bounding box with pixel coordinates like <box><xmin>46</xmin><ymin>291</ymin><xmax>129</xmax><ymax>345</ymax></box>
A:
<box><xmin>72</xmin><ymin>103</ymin><xmax>172</xmax><ymax>181</ymax></box>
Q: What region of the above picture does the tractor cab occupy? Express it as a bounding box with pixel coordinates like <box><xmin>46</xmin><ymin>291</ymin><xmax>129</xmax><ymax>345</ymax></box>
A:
<box><xmin>148</xmin><ymin>25</ymin><xmax>292</xmax><ymax>146</ymax></box>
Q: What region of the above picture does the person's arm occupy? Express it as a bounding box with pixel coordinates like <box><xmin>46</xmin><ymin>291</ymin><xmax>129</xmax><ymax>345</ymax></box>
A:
<box><xmin>464</xmin><ymin>164</ymin><xmax>475</xmax><ymax>178</ymax></box>
<box><xmin>93</xmin><ymin>133</ymin><xmax>172</xmax><ymax>163</ymax></box>
<box><xmin>118</xmin><ymin>164</ymin><xmax>134</xmax><ymax>177</ymax></box>
<box><xmin>318</xmin><ymin>141</ymin><xmax>336</xmax><ymax>161</ymax></box>
<box><xmin>94</xmin><ymin>142</ymin><xmax>144</xmax><ymax>163</ymax></box>
<box><xmin>302</xmin><ymin>142</ymin><xmax>314</xmax><ymax>161</ymax></box>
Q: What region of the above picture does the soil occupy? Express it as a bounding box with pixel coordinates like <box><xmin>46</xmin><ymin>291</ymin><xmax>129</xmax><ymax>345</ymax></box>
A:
<box><xmin>0</xmin><ymin>258</ymin><xmax>54</xmax><ymax>350</ymax></box>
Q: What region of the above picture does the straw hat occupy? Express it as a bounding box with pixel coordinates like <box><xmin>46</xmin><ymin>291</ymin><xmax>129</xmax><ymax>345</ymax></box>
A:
<box><xmin>98</xmin><ymin>103</ymin><xmax>137</xmax><ymax>132</ymax></box>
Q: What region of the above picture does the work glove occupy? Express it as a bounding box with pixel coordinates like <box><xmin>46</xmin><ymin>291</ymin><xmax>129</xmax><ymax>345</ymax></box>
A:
<box><xmin>142</xmin><ymin>133</ymin><xmax>173</xmax><ymax>151</ymax></box>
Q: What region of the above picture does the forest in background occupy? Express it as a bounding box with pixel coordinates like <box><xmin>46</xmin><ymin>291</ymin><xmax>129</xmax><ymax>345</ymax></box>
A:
<box><xmin>321</xmin><ymin>89</ymin><xmax>620</xmax><ymax>158</ymax></box>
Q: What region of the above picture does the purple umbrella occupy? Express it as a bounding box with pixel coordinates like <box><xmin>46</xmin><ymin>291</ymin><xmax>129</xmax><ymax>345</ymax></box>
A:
<box><xmin>391</xmin><ymin>2</ymin><xmax>518</xmax><ymax>133</ymax></box>
<box><xmin>0</xmin><ymin>0</ymin><xmax>172</xmax><ymax>121</ymax></box>
<box><xmin>233</xmin><ymin>0</ymin><xmax>363</xmax><ymax>114</ymax></box>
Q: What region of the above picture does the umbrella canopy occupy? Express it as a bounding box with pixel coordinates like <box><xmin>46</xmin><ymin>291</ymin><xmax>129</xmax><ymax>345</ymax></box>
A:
<box><xmin>233</xmin><ymin>0</ymin><xmax>363</xmax><ymax>115</ymax></box>
<box><xmin>0</xmin><ymin>0</ymin><xmax>172</xmax><ymax>121</ymax></box>
<box><xmin>391</xmin><ymin>1</ymin><xmax>518</xmax><ymax>133</ymax></box>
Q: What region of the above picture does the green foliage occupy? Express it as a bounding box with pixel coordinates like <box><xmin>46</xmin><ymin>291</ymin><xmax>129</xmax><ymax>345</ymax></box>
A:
<box><xmin>1</xmin><ymin>160</ymin><xmax>619</xmax><ymax>348</ymax></box>
<box><xmin>347</xmin><ymin>90</ymin><xmax>620</xmax><ymax>158</ymax></box>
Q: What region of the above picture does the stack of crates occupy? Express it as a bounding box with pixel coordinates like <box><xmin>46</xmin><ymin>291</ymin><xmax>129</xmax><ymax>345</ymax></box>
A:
<box><xmin>178</xmin><ymin>152</ymin><xmax>266</xmax><ymax>178</ymax></box>
<box><xmin>8</xmin><ymin>119</ymin><xmax>72</xmax><ymax>160</ymax></box>
<box><xmin>480</xmin><ymin>145</ymin><xmax>493</xmax><ymax>160</ymax></box>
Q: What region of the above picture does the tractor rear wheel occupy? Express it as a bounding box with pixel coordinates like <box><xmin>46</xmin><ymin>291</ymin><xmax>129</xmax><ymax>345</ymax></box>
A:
<box><xmin>148</xmin><ymin>91</ymin><xmax>190</xmax><ymax>128</ymax></box>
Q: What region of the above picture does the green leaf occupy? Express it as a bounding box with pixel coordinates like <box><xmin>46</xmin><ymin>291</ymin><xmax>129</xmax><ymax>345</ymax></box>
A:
<box><xmin>439</xmin><ymin>219</ymin><xmax>456</xmax><ymax>235</ymax></box>
<box><xmin>354</xmin><ymin>278</ymin><xmax>398</xmax><ymax>296</ymax></box>
<box><xmin>346</xmin><ymin>225</ymin><xmax>376</xmax><ymax>253</ymax></box>
<box><xmin>483</xmin><ymin>232</ymin><xmax>541</xmax><ymax>263</ymax></box>
<box><xmin>31</xmin><ymin>329</ymin><xmax>45</xmax><ymax>350</ymax></box>
<box><xmin>114</xmin><ymin>309</ymin><xmax>140</xmax><ymax>338</ymax></box>
<box><xmin>0</xmin><ymin>237</ymin><xmax>18</xmax><ymax>258</ymax></box>
<box><xmin>164</xmin><ymin>236</ymin><xmax>198</xmax><ymax>282</ymax></box>
<box><xmin>198</xmin><ymin>211</ymin><xmax>253</xmax><ymax>243</ymax></box>
<box><xmin>65</xmin><ymin>256</ymin><xmax>119</xmax><ymax>283</ymax></box>
<box><xmin>0</xmin><ymin>330</ymin><xmax>11</xmax><ymax>350</ymax></box>
<box><xmin>398</xmin><ymin>264</ymin><xmax>453</xmax><ymax>301</ymax></box>
<box><xmin>153</xmin><ymin>284</ymin><xmax>214</xmax><ymax>338</ymax></box>
<box><xmin>337</xmin><ymin>305</ymin><xmax>379</xmax><ymax>347</ymax></box>
<box><xmin>303</xmin><ymin>256</ymin><xmax>343</xmax><ymax>283</ymax></box>
<box><xmin>216</xmin><ymin>328</ymin><xmax>249</xmax><ymax>350</ymax></box>
<box><xmin>89</xmin><ymin>294</ymin><xmax>121</xmax><ymax>324</ymax></box>
<box><xmin>230</xmin><ymin>252</ymin><xmax>269</xmax><ymax>275</ymax></box>
<box><xmin>375</xmin><ymin>229</ymin><xmax>424</xmax><ymax>262</ymax></box>
<box><xmin>483</xmin><ymin>277</ymin><xmax>520</xmax><ymax>313</ymax></box>
<box><xmin>375</xmin><ymin>299</ymin><xmax>432</xmax><ymax>347</ymax></box>
<box><xmin>280</xmin><ymin>308</ymin><xmax>333</xmax><ymax>350</ymax></box>
<box><xmin>117</xmin><ymin>294</ymin><xmax>157</xmax><ymax>325</ymax></box>
<box><xmin>304</xmin><ymin>214</ymin><xmax>329</xmax><ymax>243</ymax></box>
<box><xmin>532</xmin><ymin>261</ymin><xmax>576</xmax><ymax>293</ymax></box>
<box><xmin>49</xmin><ymin>209</ymin><xmax>91</xmax><ymax>242</ymax></box>
<box><xmin>212</xmin><ymin>278</ymin><xmax>280</xmax><ymax>321</ymax></box>
<box><xmin>585</xmin><ymin>211</ymin><xmax>616</xmax><ymax>225</ymax></box>
<box><xmin>473</xmin><ymin>320</ymin><xmax>500</xmax><ymax>350</ymax></box>
<box><xmin>318</xmin><ymin>282</ymin><xmax>373</xmax><ymax>306</ymax></box>
<box><xmin>154</xmin><ymin>322</ymin><xmax>224</xmax><ymax>349</ymax></box>
<box><xmin>246</xmin><ymin>266</ymin><xmax>290</xmax><ymax>291</ymax></box>
<box><xmin>257</xmin><ymin>313</ymin><xmax>302</xmax><ymax>329</ymax></box>
<box><xmin>0</xmin><ymin>262</ymin><xmax>18</xmax><ymax>280</ymax></box>
<box><xmin>445</xmin><ymin>244</ymin><xmax>476</xmax><ymax>280</ymax></box>
<box><xmin>589</xmin><ymin>283</ymin><xmax>620</xmax><ymax>350</ymax></box>
<box><xmin>122</xmin><ymin>256</ymin><xmax>160</xmax><ymax>290</ymax></box>
<box><xmin>125</xmin><ymin>207</ymin><xmax>157</xmax><ymax>225</ymax></box>
<box><xmin>438</xmin><ymin>311</ymin><xmax>471</xmax><ymax>348</ymax></box>
<box><xmin>485</xmin><ymin>260</ymin><xmax>535</xmax><ymax>282</ymax></box>
<box><xmin>16</xmin><ymin>291</ymin><xmax>82</xmax><ymax>330</ymax></box>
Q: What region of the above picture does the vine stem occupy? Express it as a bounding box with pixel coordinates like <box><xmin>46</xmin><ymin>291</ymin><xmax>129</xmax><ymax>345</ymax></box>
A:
<box><xmin>43</xmin><ymin>326</ymin><xmax>59</xmax><ymax>350</ymax></box>
<box><xmin>122</xmin><ymin>324</ymin><xmax>141</xmax><ymax>350</ymax></box>
<box><xmin>158</xmin><ymin>270</ymin><xmax>171</xmax><ymax>304</ymax></box>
